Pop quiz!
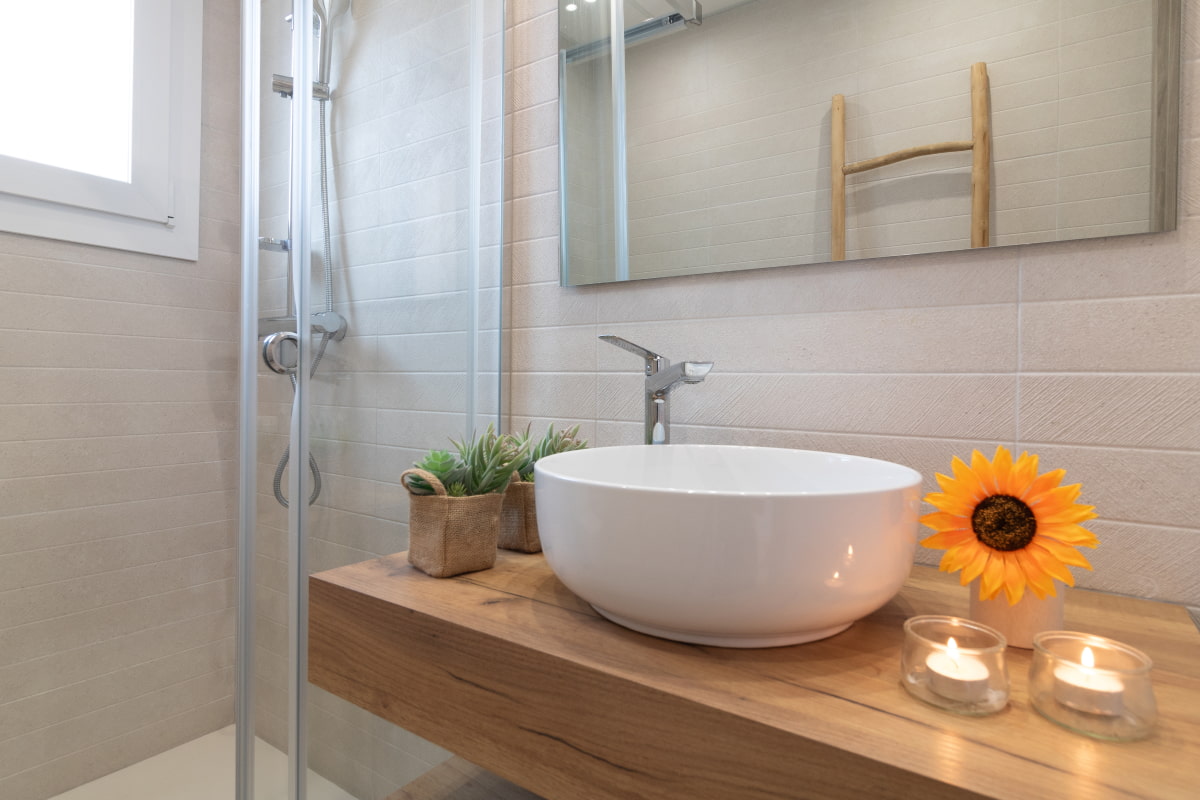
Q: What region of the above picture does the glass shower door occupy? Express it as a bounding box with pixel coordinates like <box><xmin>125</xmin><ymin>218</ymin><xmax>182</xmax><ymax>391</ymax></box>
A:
<box><xmin>239</xmin><ymin>0</ymin><xmax>505</xmax><ymax>798</ymax></box>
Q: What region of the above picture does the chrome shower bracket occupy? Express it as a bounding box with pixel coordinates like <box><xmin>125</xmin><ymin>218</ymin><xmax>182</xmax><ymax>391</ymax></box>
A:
<box><xmin>258</xmin><ymin>312</ymin><xmax>348</xmax><ymax>341</ymax></box>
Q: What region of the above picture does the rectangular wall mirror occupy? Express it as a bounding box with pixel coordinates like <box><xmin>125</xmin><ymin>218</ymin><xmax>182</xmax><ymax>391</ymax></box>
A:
<box><xmin>559</xmin><ymin>0</ymin><xmax>1181</xmax><ymax>285</ymax></box>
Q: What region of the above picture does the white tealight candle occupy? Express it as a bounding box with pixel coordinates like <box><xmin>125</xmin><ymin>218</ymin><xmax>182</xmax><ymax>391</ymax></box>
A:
<box><xmin>926</xmin><ymin>637</ymin><xmax>990</xmax><ymax>703</ymax></box>
<box><xmin>1053</xmin><ymin>646</ymin><xmax>1125</xmax><ymax>716</ymax></box>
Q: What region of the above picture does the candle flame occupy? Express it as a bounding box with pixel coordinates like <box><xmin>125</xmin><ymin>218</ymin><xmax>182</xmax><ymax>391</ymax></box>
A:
<box><xmin>947</xmin><ymin>636</ymin><xmax>959</xmax><ymax>667</ymax></box>
<box><xmin>1082</xmin><ymin>646</ymin><xmax>1095</xmax><ymax>669</ymax></box>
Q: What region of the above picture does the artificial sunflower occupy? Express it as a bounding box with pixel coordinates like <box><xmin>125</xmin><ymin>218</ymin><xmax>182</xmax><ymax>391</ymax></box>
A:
<box><xmin>921</xmin><ymin>446</ymin><xmax>1098</xmax><ymax>605</ymax></box>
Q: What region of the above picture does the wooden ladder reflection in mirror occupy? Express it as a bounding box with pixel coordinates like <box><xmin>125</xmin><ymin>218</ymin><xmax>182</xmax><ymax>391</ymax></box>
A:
<box><xmin>831</xmin><ymin>62</ymin><xmax>991</xmax><ymax>261</ymax></box>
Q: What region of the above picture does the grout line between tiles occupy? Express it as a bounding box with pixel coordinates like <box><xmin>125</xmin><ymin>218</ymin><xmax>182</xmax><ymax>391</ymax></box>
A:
<box><xmin>0</xmin><ymin>489</ymin><xmax>234</xmax><ymax>524</ymax></box>
<box><xmin>1015</xmin><ymin>252</ymin><xmax>1025</xmax><ymax>450</ymax></box>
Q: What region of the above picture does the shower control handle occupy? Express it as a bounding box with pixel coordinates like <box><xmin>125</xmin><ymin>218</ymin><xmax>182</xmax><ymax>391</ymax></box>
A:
<box><xmin>262</xmin><ymin>331</ymin><xmax>300</xmax><ymax>375</ymax></box>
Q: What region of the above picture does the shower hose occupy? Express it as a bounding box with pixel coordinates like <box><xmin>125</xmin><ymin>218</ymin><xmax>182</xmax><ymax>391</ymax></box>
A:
<box><xmin>273</xmin><ymin>98</ymin><xmax>337</xmax><ymax>509</ymax></box>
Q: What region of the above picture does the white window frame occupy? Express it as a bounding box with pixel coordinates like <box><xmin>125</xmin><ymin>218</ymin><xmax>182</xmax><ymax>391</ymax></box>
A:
<box><xmin>0</xmin><ymin>0</ymin><xmax>203</xmax><ymax>260</ymax></box>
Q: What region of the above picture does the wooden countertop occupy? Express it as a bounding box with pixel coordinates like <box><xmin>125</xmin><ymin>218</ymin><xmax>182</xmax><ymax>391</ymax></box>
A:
<box><xmin>309</xmin><ymin>552</ymin><xmax>1200</xmax><ymax>800</ymax></box>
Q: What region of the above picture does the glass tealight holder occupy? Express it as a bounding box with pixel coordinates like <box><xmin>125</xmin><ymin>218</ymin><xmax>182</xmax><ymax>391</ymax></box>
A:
<box><xmin>1029</xmin><ymin>631</ymin><xmax>1157</xmax><ymax>741</ymax></box>
<box><xmin>902</xmin><ymin>615</ymin><xmax>1009</xmax><ymax>715</ymax></box>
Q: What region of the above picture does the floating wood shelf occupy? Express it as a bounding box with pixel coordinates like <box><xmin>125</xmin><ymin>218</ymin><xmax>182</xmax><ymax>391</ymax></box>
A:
<box><xmin>311</xmin><ymin>552</ymin><xmax>1200</xmax><ymax>800</ymax></box>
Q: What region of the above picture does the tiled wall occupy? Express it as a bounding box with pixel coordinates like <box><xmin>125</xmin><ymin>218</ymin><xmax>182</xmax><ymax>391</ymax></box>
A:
<box><xmin>252</xmin><ymin>1</ymin><xmax>502</xmax><ymax>797</ymax></box>
<box><xmin>507</xmin><ymin>0</ymin><xmax>1200</xmax><ymax>612</ymax></box>
<box><xmin>589</xmin><ymin>0</ymin><xmax>1154</xmax><ymax>279</ymax></box>
<box><xmin>0</xmin><ymin>1</ymin><xmax>241</xmax><ymax>797</ymax></box>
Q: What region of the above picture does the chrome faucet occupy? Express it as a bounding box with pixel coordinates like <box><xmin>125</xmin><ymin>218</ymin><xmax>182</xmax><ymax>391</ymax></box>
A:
<box><xmin>600</xmin><ymin>335</ymin><xmax>713</xmax><ymax>444</ymax></box>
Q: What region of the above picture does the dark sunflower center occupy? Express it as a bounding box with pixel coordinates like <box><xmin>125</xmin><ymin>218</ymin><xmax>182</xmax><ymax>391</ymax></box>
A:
<box><xmin>971</xmin><ymin>495</ymin><xmax>1037</xmax><ymax>551</ymax></box>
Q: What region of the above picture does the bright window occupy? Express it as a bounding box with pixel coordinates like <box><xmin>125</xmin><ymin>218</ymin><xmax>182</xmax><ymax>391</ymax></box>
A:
<box><xmin>0</xmin><ymin>0</ymin><xmax>202</xmax><ymax>260</ymax></box>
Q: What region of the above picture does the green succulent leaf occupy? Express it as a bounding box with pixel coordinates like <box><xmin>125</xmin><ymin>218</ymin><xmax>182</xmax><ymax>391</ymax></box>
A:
<box><xmin>508</xmin><ymin>424</ymin><xmax>535</xmax><ymax>480</ymax></box>
<box><xmin>507</xmin><ymin>423</ymin><xmax>588</xmax><ymax>484</ymax></box>
<box><xmin>444</xmin><ymin>423</ymin><xmax>528</xmax><ymax>495</ymax></box>
<box><xmin>403</xmin><ymin>449</ymin><xmax>467</xmax><ymax>495</ymax></box>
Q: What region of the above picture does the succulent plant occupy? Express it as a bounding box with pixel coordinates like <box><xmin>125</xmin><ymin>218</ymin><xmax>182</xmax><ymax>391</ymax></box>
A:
<box><xmin>406</xmin><ymin>449</ymin><xmax>464</xmax><ymax>496</ymax></box>
<box><xmin>451</xmin><ymin>423</ymin><xmax>528</xmax><ymax>496</ymax></box>
<box><xmin>404</xmin><ymin>424</ymin><xmax>528</xmax><ymax>497</ymax></box>
<box><xmin>511</xmin><ymin>423</ymin><xmax>587</xmax><ymax>482</ymax></box>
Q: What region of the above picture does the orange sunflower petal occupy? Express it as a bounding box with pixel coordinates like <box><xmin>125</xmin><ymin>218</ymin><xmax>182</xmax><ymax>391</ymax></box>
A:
<box><xmin>1025</xmin><ymin>468</ymin><xmax>1066</xmax><ymax>501</ymax></box>
<box><xmin>1026</xmin><ymin>542</ymin><xmax>1077</xmax><ymax>586</ymax></box>
<box><xmin>936</xmin><ymin>470</ymin><xmax>982</xmax><ymax>497</ymax></box>
<box><xmin>924</xmin><ymin>492</ymin><xmax>980</xmax><ymax>517</ymax></box>
<box><xmin>978</xmin><ymin>553</ymin><xmax>1006</xmax><ymax>600</ymax></box>
<box><xmin>992</xmin><ymin>446</ymin><xmax>1015</xmax><ymax>494</ymax></box>
<box><xmin>958</xmin><ymin>543</ymin><xmax>991</xmax><ymax>586</ymax></box>
<box><xmin>1038</xmin><ymin>504</ymin><xmax>1098</xmax><ymax>526</ymax></box>
<box><xmin>940</xmin><ymin>541</ymin><xmax>982</xmax><ymax>573</ymax></box>
<box><xmin>970</xmin><ymin>449</ymin><xmax>1000</xmax><ymax>495</ymax></box>
<box><xmin>1030</xmin><ymin>483</ymin><xmax>1083</xmax><ymax>513</ymax></box>
<box><xmin>949</xmin><ymin>455</ymin><xmax>986</xmax><ymax>501</ymax></box>
<box><xmin>1001</xmin><ymin>553</ymin><xmax>1027</xmax><ymax>605</ymax></box>
<box><xmin>1037</xmin><ymin>523</ymin><xmax>1100</xmax><ymax>548</ymax></box>
<box><xmin>1010</xmin><ymin>452</ymin><xmax>1040</xmax><ymax>498</ymax></box>
<box><xmin>920</xmin><ymin>511</ymin><xmax>969</xmax><ymax>532</ymax></box>
<box><xmin>1035</xmin><ymin>536</ymin><xmax>1094</xmax><ymax>570</ymax></box>
<box><xmin>921</xmin><ymin>529</ymin><xmax>974</xmax><ymax>550</ymax></box>
<box><xmin>1014</xmin><ymin>548</ymin><xmax>1056</xmax><ymax>599</ymax></box>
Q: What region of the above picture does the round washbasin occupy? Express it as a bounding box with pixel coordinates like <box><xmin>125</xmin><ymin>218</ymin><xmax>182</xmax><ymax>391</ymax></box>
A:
<box><xmin>534</xmin><ymin>445</ymin><xmax>923</xmax><ymax>648</ymax></box>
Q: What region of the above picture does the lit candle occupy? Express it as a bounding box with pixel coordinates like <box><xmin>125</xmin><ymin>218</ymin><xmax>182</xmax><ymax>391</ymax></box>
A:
<box><xmin>926</xmin><ymin>636</ymin><xmax>990</xmax><ymax>703</ymax></box>
<box><xmin>1053</xmin><ymin>646</ymin><xmax>1125</xmax><ymax>716</ymax></box>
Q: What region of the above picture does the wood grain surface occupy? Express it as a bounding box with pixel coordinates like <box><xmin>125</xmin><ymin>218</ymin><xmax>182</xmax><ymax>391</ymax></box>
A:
<box><xmin>311</xmin><ymin>552</ymin><xmax>1200</xmax><ymax>800</ymax></box>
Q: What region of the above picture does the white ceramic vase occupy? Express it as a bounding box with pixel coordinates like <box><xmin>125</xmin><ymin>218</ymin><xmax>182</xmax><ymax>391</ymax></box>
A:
<box><xmin>968</xmin><ymin>581</ymin><xmax>1065</xmax><ymax>649</ymax></box>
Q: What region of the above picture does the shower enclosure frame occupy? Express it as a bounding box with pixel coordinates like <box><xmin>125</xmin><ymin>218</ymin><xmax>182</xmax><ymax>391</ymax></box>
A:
<box><xmin>237</xmin><ymin>2</ymin><xmax>318</xmax><ymax>798</ymax></box>
<box><xmin>237</xmin><ymin>1</ymin><xmax>507</xmax><ymax>798</ymax></box>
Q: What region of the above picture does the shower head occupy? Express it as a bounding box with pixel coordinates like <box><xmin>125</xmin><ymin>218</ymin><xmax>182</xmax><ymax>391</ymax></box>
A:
<box><xmin>313</xmin><ymin>0</ymin><xmax>331</xmax><ymax>88</ymax></box>
<box><xmin>284</xmin><ymin>1</ymin><xmax>332</xmax><ymax>89</ymax></box>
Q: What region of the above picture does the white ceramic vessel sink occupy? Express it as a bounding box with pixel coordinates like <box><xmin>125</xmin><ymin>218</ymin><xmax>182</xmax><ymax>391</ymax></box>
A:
<box><xmin>534</xmin><ymin>445</ymin><xmax>922</xmax><ymax>648</ymax></box>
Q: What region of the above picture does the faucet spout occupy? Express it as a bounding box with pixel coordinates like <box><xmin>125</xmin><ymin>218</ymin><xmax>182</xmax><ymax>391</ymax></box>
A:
<box><xmin>647</xmin><ymin>361</ymin><xmax>714</xmax><ymax>396</ymax></box>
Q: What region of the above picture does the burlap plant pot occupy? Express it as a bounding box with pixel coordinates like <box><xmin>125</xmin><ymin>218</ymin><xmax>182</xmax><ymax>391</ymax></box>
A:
<box><xmin>400</xmin><ymin>468</ymin><xmax>502</xmax><ymax>578</ymax></box>
<box><xmin>499</xmin><ymin>471</ymin><xmax>541</xmax><ymax>553</ymax></box>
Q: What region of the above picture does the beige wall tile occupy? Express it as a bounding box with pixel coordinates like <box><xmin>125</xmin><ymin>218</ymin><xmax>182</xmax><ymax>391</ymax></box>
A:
<box><xmin>1021</xmin><ymin>296</ymin><xmax>1200</xmax><ymax>372</ymax></box>
<box><xmin>1019</xmin><ymin>375</ymin><xmax>1200</xmax><ymax>448</ymax></box>
<box><xmin>1082</xmin><ymin>520</ymin><xmax>1200</xmax><ymax>605</ymax></box>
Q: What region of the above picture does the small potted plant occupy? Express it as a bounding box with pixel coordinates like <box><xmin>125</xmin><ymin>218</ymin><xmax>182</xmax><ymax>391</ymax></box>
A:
<box><xmin>400</xmin><ymin>424</ymin><xmax>528</xmax><ymax>578</ymax></box>
<box><xmin>499</xmin><ymin>423</ymin><xmax>587</xmax><ymax>553</ymax></box>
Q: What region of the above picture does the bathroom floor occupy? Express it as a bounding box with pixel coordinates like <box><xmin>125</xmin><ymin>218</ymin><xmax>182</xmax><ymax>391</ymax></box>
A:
<box><xmin>49</xmin><ymin>725</ymin><xmax>355</xmax><ymax>800</ymax></box>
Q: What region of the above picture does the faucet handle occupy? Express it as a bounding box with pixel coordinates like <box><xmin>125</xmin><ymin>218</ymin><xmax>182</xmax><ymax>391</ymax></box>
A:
<box><xmin>599</xmin><ymin>334</ymin><xmax>666</xmax><ymax>375</ymax></box>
